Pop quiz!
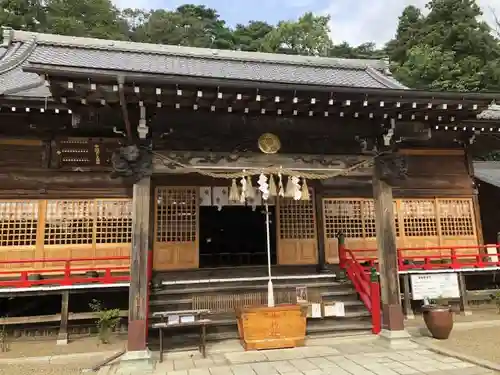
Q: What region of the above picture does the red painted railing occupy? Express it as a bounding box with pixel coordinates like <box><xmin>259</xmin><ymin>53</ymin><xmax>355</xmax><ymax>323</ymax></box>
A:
<box><xmin>346</xmin><ymin>244</ymin><xmax>500</xmax><ymax>271</ymax></box>
<box><xmin>338</xmin><ymin>235</ymin><xmax>381</xmax><ymax>334</ymax></box>
<box><xmin>0</xmin><ymin>256</ymin><xmax>130</xmax><ymax>288</ymax></box>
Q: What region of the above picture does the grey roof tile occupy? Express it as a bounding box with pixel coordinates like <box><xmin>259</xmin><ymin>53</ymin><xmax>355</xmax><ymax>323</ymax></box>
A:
<box><xmin>474</xmin><ymin>161</ymin><xmax>500</xmax><ymax>187</ymax></box>
<box><xmin>12</xmin><ymin>30</ymin><xmax>389</xmax><ymax>71</ymax></box>
<box><xmin>477</xmin><ymin>104</ymin><xmax>500</xmax><ymax>120</ymax></box>
<box><xmin>28</xmin><ymin>45</ymin><xmax>395</xmax><ymax>88</ymax></box>
<box><xmin>0</xmin><ymin>29</ymin><xmax>407</xmax><ymax>99</ymax></box>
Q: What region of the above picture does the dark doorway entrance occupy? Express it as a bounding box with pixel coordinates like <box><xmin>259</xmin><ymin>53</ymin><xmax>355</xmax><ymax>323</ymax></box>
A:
<box><xmin>199</xmin><ymin>206</ymin><xmax>277</xmax><ymax>268</ymax></box>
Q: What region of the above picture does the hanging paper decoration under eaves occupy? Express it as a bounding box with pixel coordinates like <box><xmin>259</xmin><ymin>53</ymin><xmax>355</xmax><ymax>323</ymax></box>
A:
<box><xmin>229</xmin><ymin>173</ymin><xmax>310</xmax><ymax>203</ymax></box>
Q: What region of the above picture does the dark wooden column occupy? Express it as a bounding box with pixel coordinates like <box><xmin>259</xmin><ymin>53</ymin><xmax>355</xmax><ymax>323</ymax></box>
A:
<box><xmin>128</xmin><ymin>177</ymin><xmax>152</xmax><ymax>352</ymax></box>
<box><xmin>314</xmin><ymin>188</ymin><xmax>328</xmax><ymax>272</ymax></box>
<box><xmin>373</xmin><ymin>157</ymin><xmax>404</xmax><ymax>332</ymax></box>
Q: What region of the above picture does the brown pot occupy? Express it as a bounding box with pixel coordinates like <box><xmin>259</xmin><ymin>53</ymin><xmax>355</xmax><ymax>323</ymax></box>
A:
<box><xmin>422</xmin><ymin>305</ymin><xmax>453</xmax><ymax>340</ymax></box>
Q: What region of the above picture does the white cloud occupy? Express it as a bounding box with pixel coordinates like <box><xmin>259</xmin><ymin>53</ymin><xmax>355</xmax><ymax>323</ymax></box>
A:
<box><xmin>324</xmin><ymin>0</ymin><xmax>500</xmax><ymax>47</ymax></box>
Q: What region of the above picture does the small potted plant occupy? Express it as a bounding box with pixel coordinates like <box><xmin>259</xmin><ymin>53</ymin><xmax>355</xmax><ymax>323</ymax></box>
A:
<box><xmin>89</xmin><ymin>299</ymin><xmax>121</xmax><ymax>344</ymax></box>
<box><xmin>421</xmin><ymin>296</ymin><xmax>453</xmax><ymax>340</ymax></box>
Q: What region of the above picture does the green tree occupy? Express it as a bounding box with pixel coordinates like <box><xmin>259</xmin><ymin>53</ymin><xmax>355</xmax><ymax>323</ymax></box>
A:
<box><xmin>43</xmin><ymin>0</ymin><xmax>128</xmax><ymax>40</ymax></box>
<box><xmin>329</xmin><ymin>42</ymin><xmax>386</xmax><ymax>59</ymax></box>
<box><xmin>385</xmin><ymin>5</ymin><xmax>423</xmax><ymax>65</ymax></box>
<box><xmin>261</xmin><ymin>12</ymin><xmax>332</xmax><ymax>56</ymax></box>
<box><xmin>0</xmin><ymin>0</ymin><xmax>46</xmax><ymax>32</ymax></box>
<box><xmin>389</xmin><ymin>0</ymin><xmax>500</xmax><ymax>91</ymax></box>
<box><xmin>120</xmin><ymin>8</ymin><xmax>150</xmax><ymax>41</ymax></box>
<box><xmin>135</xmin><ymin>5</ymin><xmax>233</xmax><ymax>49</ymax></box>
<box><xmin>232</xmin><ymin>21</ymin><xmax>273</xmax><ymax>51</ymax></box>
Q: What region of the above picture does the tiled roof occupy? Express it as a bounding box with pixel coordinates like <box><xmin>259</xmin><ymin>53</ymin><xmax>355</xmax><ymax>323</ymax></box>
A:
<box><xmin>0</xmin><ymin>28</ymin><xmax>408</xmax><ymax>99</ymax></box>
<box><xmin>474</xmin><ymin>161</ymin><xmax>500</xmax><ymax>187</ymax></box>
<box><xmin>477</xmin><ymin>104</ymin><xmax>500</xmax><ymax>120</ymax></box>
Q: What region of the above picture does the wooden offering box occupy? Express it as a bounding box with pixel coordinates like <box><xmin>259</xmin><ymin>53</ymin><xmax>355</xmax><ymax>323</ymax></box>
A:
<box><xmin>235</xmin><ymin>304</ymin><xmax>307</xmax><ymax>351</ymax></box>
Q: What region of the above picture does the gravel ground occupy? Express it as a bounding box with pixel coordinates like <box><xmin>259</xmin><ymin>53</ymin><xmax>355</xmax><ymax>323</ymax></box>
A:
<box><xmin>434</xmin><ymin>326</ymin><xmax>500</xmax><ymax>364</ymax></box>
<box><xmin>0</xmin><ymin>335</ymin><xmax>126</xmax><ymax>358</ymax></box>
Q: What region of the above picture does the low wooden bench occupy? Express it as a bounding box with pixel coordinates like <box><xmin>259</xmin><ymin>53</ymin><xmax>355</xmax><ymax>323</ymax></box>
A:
<box><xmin>152</xmin><ymin>309</ymin><xmax>211</xmax><ymax>362</ymax></box>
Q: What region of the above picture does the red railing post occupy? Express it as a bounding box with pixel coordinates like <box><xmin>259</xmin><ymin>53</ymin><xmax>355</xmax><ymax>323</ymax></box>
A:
<box><xmin>20</xmin><ymin>271</ymin><xmax>29</xmax><ymax>287</ymax></box>
<box><xmin>369</xmin><ymin>267</ymin><xmax>381</xmax><ymax>334</ymax></box>
<box><xmin>450</xmin><ymin>248</ymin><xmax>458</xmax><ymax>269</ymax></box>
<box><xmin>63</xmin><ymin>261</ymin><xmax>71</xmax><ymax>285</ymax></box>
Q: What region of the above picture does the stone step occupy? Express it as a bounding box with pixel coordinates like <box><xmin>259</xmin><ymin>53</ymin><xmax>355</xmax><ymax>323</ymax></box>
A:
<box><xmin>151</xmin><ymin>278</ymin><xmax>342</xmax><ymax>297</ymax></box>
<box><xmin>146</xmin><ymin>317</ymin><xmax>372</xmax><ymax>350</ymax></box>
<box><xmin>148</xmin><ymin>297</ymin><xmax>366</xmax><ymax>315</ymax></box>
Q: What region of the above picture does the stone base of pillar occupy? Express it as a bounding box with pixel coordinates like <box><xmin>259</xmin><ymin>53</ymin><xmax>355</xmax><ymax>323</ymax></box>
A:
<box><xmin>115</xmin><ymin>349</ymin><xmax>154</xmax><ymax>374</ymax></box>
<box><xmin>404</xmin><ymin>312</ymin><xmax>415</xmax><ymax>320</ymax></box>
<box><xmin>378</xmin><ymin>329</ymin><xmax>418</xmax><ymax>349</ymax></box>
<box><xmin>56</xmin><ymin>333</ymin><xmax>68</xmax><ymax>346</ymax></box>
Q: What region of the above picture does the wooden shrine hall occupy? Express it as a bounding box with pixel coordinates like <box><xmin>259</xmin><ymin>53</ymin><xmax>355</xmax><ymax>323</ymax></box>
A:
<box><xmin>1</xmin><ymin>27</ymin><xmax>500</xmax><ymax>353</ymax></box>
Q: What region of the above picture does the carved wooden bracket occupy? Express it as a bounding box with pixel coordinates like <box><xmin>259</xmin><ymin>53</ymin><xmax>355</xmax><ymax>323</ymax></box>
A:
<box><xmin>375</xmin><ymin>154</ymin><xmax>408</xmax><ymax>183</ymax></box>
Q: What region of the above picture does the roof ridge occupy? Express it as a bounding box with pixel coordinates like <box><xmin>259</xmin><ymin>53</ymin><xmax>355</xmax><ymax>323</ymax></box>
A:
<box><xmin>0</xmin><ymin>37</ymin><xmax>37</xmax><ymax>75</ymax></box>
<box><xmin>365</xmin><ymin>67</ymin><xmax>408</xmax><ymax>90</ymax></box>
<box><xmin>10</xmin><ymin>29</ymin><xmax>388</xmax><ymax>71</ymax></box>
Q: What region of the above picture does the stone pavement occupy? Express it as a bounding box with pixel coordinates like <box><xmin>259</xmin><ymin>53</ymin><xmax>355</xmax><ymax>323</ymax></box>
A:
<box><xmin>102</xmin><ymin>337</ymin><xmax>499</xmax><ymax>375</ymax></box>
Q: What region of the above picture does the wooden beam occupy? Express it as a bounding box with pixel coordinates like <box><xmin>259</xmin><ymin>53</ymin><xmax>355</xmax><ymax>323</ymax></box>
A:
<box><xmin>398</xmin><ymin>148</ymin><xmax>465</xmax><ymax>156</ymax></box>
<box><xmin>314</xmin><ymin>189</ymin><xmax>328</xmax><ymax>272</ymax></box>
<box><xmin>127</xmin><ymin>177</ymin><xmax>152</xmax><ymax>352</ymax></box>
<box><xmin>57</xmin><ymin>291</ymin><xmax>69</xmax><ymax>345</ymax></box>
<box><xmin>373</xmin><ymin>158</ymin><xmax>404</xmax><ymax>332</ymax></box>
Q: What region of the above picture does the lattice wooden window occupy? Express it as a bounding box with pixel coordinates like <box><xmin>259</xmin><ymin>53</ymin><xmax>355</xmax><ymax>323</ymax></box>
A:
<box><xmin>156</xmin><ymin>187</ymin><xmax>197</xmax><ymax>243</ymax></box>
<box><xmin>438</xmin><ymin>199</ymin><xmax>474</xmax><ymax>236</ymax></box>
<box><xmin>324</xmin><ymin>199</ymin><xmax>399</xmax><ymax>239</ymax></box>
<box><xmin>400</xmin><ymin>200</ymin><xmax>437</xmax><ymax>237</ymax></box>
<box><xmin>95</xmin><ymin>200</ymin><xmax>133</xmax><ymax>244</ymax></box>
<box><xmin>0</xmin><ymin>201</ymin><xmax>38</xmax><ymax>247</ymax></box>
<box><xmin>279</xmin><ymin>195</ymin><xmax>315</xmax><ymax>240</ymax></box>
<box><xmin>323</xmin><ymin>199</ymin><xmax>363</xmax><ymax>239</ymax></box>
<box><xmin>45</xmin><ymin>200</ymin><xmax>94</xmax><ymax>245</ymax></box>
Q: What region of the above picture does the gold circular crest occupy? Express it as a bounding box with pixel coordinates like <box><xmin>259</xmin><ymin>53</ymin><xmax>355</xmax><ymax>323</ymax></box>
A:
<box><xmin>258</xmin><ymin>133</ymin><xmax>281</xmax><ymax>154</ymax></box>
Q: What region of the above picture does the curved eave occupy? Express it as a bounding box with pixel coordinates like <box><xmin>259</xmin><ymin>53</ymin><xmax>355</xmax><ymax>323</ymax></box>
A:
<box><xmin>23</xmin><ymin>62</ymin><xmax>500</xmax><ymax>103</ymax></box>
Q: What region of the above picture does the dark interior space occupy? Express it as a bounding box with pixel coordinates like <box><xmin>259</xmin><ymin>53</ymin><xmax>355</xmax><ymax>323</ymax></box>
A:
<box><xmin>477</xmin><ymin>179</ymin><xmax>500</xmax><ymax>245</ymax></box>
<box><xmin>199</xmin><ymin>206</ymin><xmax>277</xmax><ymax>268</ymax></box>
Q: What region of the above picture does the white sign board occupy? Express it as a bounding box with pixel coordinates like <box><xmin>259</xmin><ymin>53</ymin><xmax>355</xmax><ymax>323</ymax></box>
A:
<box><xmin>311</xmin><ymin>303</ymin><xmax>322</xmax><ymax>318</ymax></box>
<box><xmin>324</xmin><ymin>302</ymin><xmax>345</xmax><ymax>317</ymax></box>
<box><xmin>410</xmin><ymin>273</ymin><xmax>460</xmax><ymax>300</ymax></box>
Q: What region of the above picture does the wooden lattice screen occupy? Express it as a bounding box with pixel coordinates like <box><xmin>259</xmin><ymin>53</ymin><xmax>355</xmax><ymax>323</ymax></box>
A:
<box><xmin>193</xmin><ymin>289</ymin><xmax>322</xmax><ymax>313</ymax></box>
<box><xmin>0</xmin><ymin>199</ymin><xmax>132</xmax><ymax>270</ymax></box>
<box><xmin>277</xmin><ymin>192</ymin><xmax>318</xmax><ymax>265</ymax></box>
<box><xmin>154</xmin><ymin>187</ymin><xmax>199</xmax><ymax>270</ymax></box>
<box><xmin>322</xmin><ymin>198</ymin><xmax>478</xmax><ymax>263</ymax></box>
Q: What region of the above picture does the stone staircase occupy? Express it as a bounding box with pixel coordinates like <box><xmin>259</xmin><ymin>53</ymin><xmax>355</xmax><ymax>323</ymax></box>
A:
<box><xmin>147</xmin><ymin>267</ymin><xmax>372</xmax><ymax>350</ymax></box>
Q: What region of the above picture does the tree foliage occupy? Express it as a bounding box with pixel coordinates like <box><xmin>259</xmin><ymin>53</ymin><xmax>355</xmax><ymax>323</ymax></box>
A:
<box><xmin>387</xmin><ymin>0</ymin><xmax>500</xmax><ymax>91</ymax></box>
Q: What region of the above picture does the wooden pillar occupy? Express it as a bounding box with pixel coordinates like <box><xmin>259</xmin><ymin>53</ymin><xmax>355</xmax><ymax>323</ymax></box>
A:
<box><xmin>314</xmin><ymin>189</ymin><xmax>328</xmax><ymax>272</ymax></box>
<box><xmin>401</xmin><ymin>274</ymin><xmax>414</xmax><ymax>320</ymax></box>
<box><xmin>57</xmin><ymin>291</ymin><xmax>69</xmax><ymax>345</ymax></box>
<box><xmin>373</xmin><ymin>159</ymin><xmax>404</xmax><ymax>332</ymax></box>
<box><xmin>458</xmin><ymin>272</ymin><xmax>471</xmax><ymax>315</ymax></box>
<box><xmin>128</xmin><ymin>177</ymin><xmax>152</xmax><ymax>352</ymax></box>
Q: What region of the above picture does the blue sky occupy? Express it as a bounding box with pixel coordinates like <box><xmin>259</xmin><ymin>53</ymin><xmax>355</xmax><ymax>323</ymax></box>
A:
<box><xmin>114</xmin><ymin>0</ymin><xmax>499</xmax><ymax>46</ymax></box>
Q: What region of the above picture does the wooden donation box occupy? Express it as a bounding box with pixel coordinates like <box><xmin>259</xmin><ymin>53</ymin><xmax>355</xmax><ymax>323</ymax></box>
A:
<box><xmin>235</xmin><ymin>304</ymin><xmax>307</xmax><ymax>350</ymax></box>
